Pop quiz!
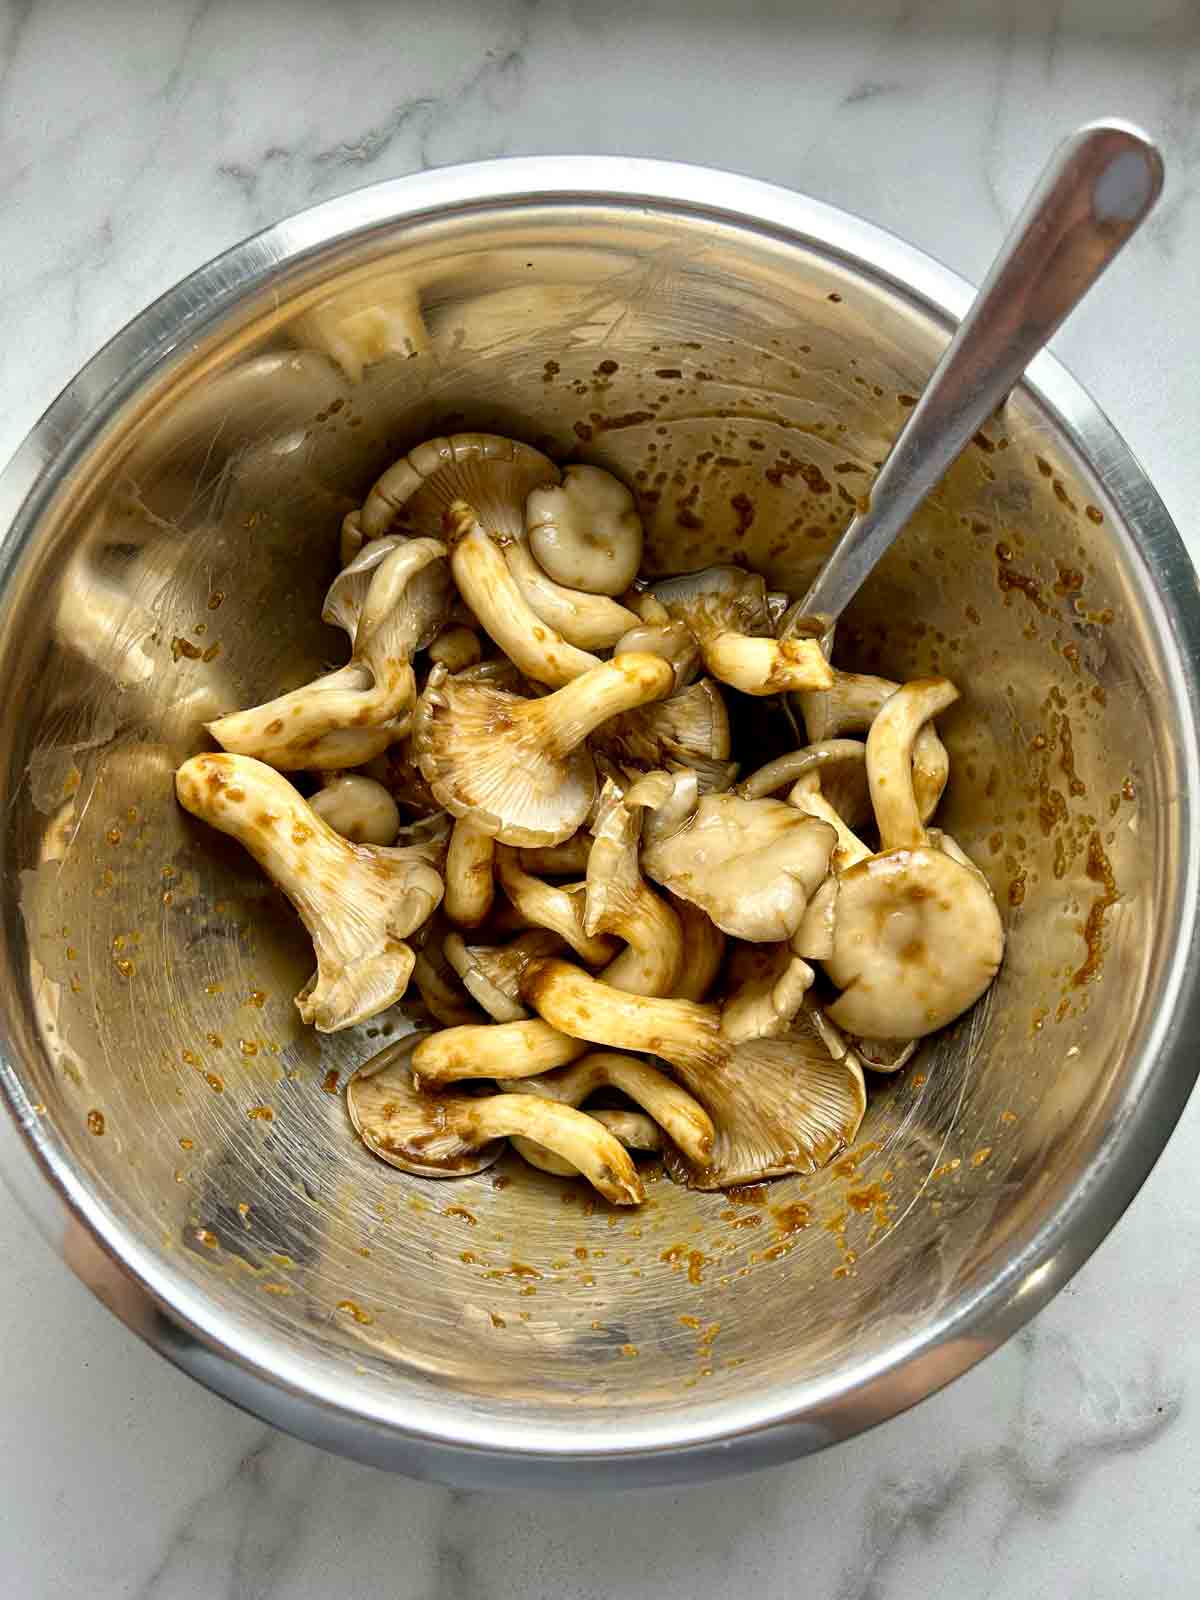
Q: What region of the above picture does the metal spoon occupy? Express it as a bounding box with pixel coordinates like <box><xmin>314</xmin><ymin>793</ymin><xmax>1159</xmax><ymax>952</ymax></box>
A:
<box><xmin>787</xmin><ymin>119</ymin><xmax>1163</xmax><ymax>638</ymax></box>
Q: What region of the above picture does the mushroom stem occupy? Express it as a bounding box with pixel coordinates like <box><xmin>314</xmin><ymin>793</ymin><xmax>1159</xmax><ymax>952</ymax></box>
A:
<box><xmin>702</xmin><ymin>632</ymin><xmax>833</xmax><ymax>696</ymax></box>
<box><xmin>496</xmin><ymin>849</ymin><xmax>618</xmax><ymax>966</ymax></box>
<box><xmin>510</xmin><ymin>1051</ymin><xmax>715</xmax><ymax>1165</ymax></box>
<box><xmin>526</xmin><ymin>654</ymin><xmax>675</xmax><ymax>759</ymax></box>
<box><xmin>465</xmin><ymin>1097</ymin><xmax>644</xmax><ymax>1204</ymax></box>
<box><xmin>797</xmin><ymin>669</ymin><xmax>951</xmax><ymax>824</ymax></box>
<box><xmin>175</xmin><ymin>754</ymin><xmax>445</xmax><ymax>1031</ymax></box>
<box><xmin>521</xmin><ymin>959</ymin><xmax>725</xmax><ymax>1074</ymax></box>
<box><xmin>444</xmin><ymin>815</ymin><xmax>495</xmax><ymax>927</ymax></box>
<box><xmin>867</xmin><ymin>678</ymin><xmax>960</xmax><ymax>850</ymax></box>
<box><xmin>787</xmin><ymin>779</ymin><xmax>871</xmax><ymax>869</ymax></box>
<box><xmin>586</xmin><ymin>781</ymin><xmax>683</xmax><ymax>997</ymax></box>
<box><xmin>348</xmin><ymin>1044</ymin><xmax>642</xmax><ymax>1203</ymax></box>
<box><xmin>447</xmin><ymin>508</ymin><xmax>600</xmax><ymax>686</ymax></box>
<box><xmin>412</xmin><ymin>1020</ymin><xmax>587</xmax><ymax>1084</ymax></box>
<box><xmin>519</xmin><ymin>834</ymin><xmax>592</xmax><ymax>877</ymax></box>
<box><xmin>669</xmin><ymin>894</ymin><xmax>727</xmax><ymax>1002</ymax></box>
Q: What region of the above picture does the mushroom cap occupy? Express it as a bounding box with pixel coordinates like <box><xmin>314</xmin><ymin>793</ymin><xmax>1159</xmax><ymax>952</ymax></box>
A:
<box><xmin>824</xmin><ymin>845</ymin><xmax>1005</xmax><ymax>1039</ymax></box>
<box><xmin>525</xmin><ymin>464</ymin><xmax>644</xmax><ymax>596</ymax></box>
<box><xmin>360</xmin><ymin>432</ymin><xmax>559</xmax><ymax>542</ymax></box>
<box><xmin>684</xmin><ymin>1016</ymin><xmax>867</xmax><ymax>1189</ymax></box>
<box><xmin>593</xmin><ymin>678</ymin><xmax>731</xmax><ymax>769</ymax></box>
<box><xmin>322</xmin><ymin>536</ymin><xmax>404</xmax><ymax>641</ymax></box>
<box><xmin>641</xmin><ymin>792</ymin><xmax>836</xmax><ymax>941</ymax></box>
<box><xmin>310</xmin><ymin>774</ymin><xmax>400</xmax><ymax>845</ymax></box>
<box><xmin>347</xmin><ymin>1036</ymin><xmax>506</xmax><ymax>1177</ymax></box>
<box><xmin>650</xmin><ymin>565</ymin><xmax>771</xmax><ymax>638</ymax></box>
<box><xmin>413</xmin><ymin>675</ymin><xmax>596</xmax><ymax>848</ymax></box>
<box><xmin>719</xmin><ymin>943</ymin><xmax>815</xmax><ymax>1043</ymax></box>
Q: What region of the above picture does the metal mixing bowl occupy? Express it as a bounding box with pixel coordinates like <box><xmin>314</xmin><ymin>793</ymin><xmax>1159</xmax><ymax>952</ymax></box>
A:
<box><xmin>1</xmin><ymin>158</ymin><xmax>1197</xmax><ymax>1489</ymax></box>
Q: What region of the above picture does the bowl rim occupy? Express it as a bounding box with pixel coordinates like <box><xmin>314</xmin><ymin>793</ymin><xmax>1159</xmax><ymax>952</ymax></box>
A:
<box><xmin>2</xmin><ymin>155</ymin><xmax>1199</xmax><ymax>1488</ymax></box>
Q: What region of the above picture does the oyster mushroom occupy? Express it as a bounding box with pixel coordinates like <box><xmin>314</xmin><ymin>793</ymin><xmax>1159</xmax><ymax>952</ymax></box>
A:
<box><xmin>592</xmin><ymin>677</ymin><xmax>730</xmax><ymax>774</ymax></box>
<box><xmin>796</xmin><ymin>669</ymin><xmax>949</xmax><ymax>824</ymax></box>
<box><xmin>444</xmin><ymin>816</ymin><xmax>496</xmax><ymax>928</ymax></box>
<box><xmin>347</xmin><ymin>1037</ymin><xmax>643</xmax><ymax>1204</ymax></box>
<box><xmin>511</xmin><ymin>1110</ymin><xmax>666</xmax><ymax>1178</ymax></box>
<box><xmin>443</xmin><ymin>505</ymin><xmax>603</xmax><ymax>684</ymax></box>
<box><xmin>413</xmin><ymin>652</ymin><xmax>674</xmax><ymax>846</ymax></box>
<box><xmin>310</xmin><ymin>774</ymin><xmax>400</xmax><ymax>845</ymax></box>
<box><xmin>443</xmin><ymin>928</ymin><xmax>563</xmax><ymax>1022</ymax></box>
<box><xmin>418</xmin><ymin>795</ymin><xmax>684</xmax><ymax>1086</ymax></box>
<box><xmin>641</xmin><ymin>792</ymin><xmax>836</xmax><ymax>942</ymax></box>
<box><xmin>651</xmin><ymin>567</ymin><xmax>833</xmax><ymax>696</ymax></box>
<box><xmin>518</xmin><ymin>832</ymin><xmax>592</xmax><ymax>877</ymax></box>
<box><xmin>412</xmin><ymin>1016</ymin><xmax>589</xmax><ymax>1085</ymax></box>
<box><xmin>357</xmin><ymin>433</ymin><xmax>637</xmax><ymax>650</ymax></box>
<box><xmin>495</xmin><ymin>849</ymin><xmax>617</xmax><ymax>966</ymax></box>
<box><xmin>521</xmin><ymin>959</ymin><xmax>866</xmax><ymax>1188</ymax></box>
<box><xmin>208</xmin><ymin>536</ymin><xmax>449</xmax><ymax>770</ymax></box>
<box><xmin>719</xmin><ymin>943</ymin><xmax>817</xmax><ymax>1044</ymax></box>
<box><xmin>525</xmin><ymin>464</ymin><xmax>644</xmax><ymax>595</ymax></box>
<box><xmin>584</xmin><ymin>780</ymin><xmax>684</xmax><ymax>998</ymax></box>
<box><xmin>825</xmin><ymin>678</ymin><xmax>1005</xmax><ymax>1040</ymax></box>
<box><xmin>410</xmin><ymin>918</ymin><xmax>484</xmax><ymax>1027</ymax></box>
<box><xmin>175</xmin><ymin>754</ymin><xmax>447</xmax><ymax>1031</ymax></box>
<box><xmin>427</xmin><ymin>624</ymin><xmax>482</xmax><ymax>673</ymax></box>
<box><xmin>669</xmin><ymin>894</ymin><xmax>727</xmax><ymax>1002</ymax></box>
<box><xmin>613</xmin><ymin>619</ymin><xmax>701</xmax><ymax>690</ymax></box>
<box><xmin>625</xmin><ymin>768</ymin><xmax>699</xmax><ymax>849</ymax></box>
<box><xmin>508</xmin><ymin>1050</ymin><xmax>715</xmax><ymax>1175</ymax></box>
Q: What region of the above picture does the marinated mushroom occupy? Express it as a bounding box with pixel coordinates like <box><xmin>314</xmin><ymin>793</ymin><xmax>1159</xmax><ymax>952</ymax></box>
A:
<box><xmin>584</xmin><ymin>780</ymin><xmax>684</xmax><ymax>998</ymax></box>
<box><xmin>175</xmin><ymin>754</ymin><xmax>447</xmax><ymax>1031</ymax></box>
<box><xmin>348</xmin><ymin>1037</ymin><xmax>643</xmax><ymax>1204</ymax></box>
<box><xmin>427</xmin><ymin>624</ymin><xmax>482</xmax><ymax>673</ymax></box>
<box><xmin>719</xmin><ymin>944</ymin><xmax>816</xmax><ymax>1043</ymax></box>
<box><xmin>443</xmin><ymin>928</ymin><xmax>563</xmax><ymax>1022</ymax></box>
<box><xmin>310</xmin><ymin>774</ymin><xmax>400</xmax><ymax>845</ymax></box>
<box><xmin>592</xmin><ymin>677</ymin><xmax>730</xmax><ymax>773</ymax></box>
<box><xmin>413</xmin><ymin>652</ymin><xmax>674</xmax><ymax>846</ymax></box>
<box><xmin>669</xmin><ymin>893</ymin><xmax>727</xmax><ymax>1002</ymax></box>
<box><xmin>641</xmin><ymin>792</ymin><xmax>836</xmax><ymax>942</ymax></box>
<box><xmin>443</xmin><ymin>505</ymin><xmax>603</xmax><ymax>684</ymax></box>
<box><xmin>208</xmin><ymin>536</ymin><xmax>449</xmax><ymax>769</ymax></box>
<box><xmin>521</xmin><ymin>959</ymin><xmax>866</xmax><ymax>1187</ymax></box>
<box><xmin>508</xmin><ymin>1050</ymin><xmax>715</xmax><ymax>1174</ymax></box>
<box><xmin>795</xmin><ymin>669</ymin><xmax>949</xmax><ymax>824</ymax></box>
<box><xmin>825</xmin><ymin>678</ymin><xmax>1005</xmax><ymax>1040</ymax></box>
<box><xmin>525</xmin><ymin>464</ymin><xmax>645</xmax><ymax>596</ymax></box>
<box><xmin>443</xmin><ymin>815</ymin><xmax>496</xmax><ymax>928</ymax></box>
<box><xmin>495</xmin><ymin>849</ymin><xmax>617</xmax><ymax>966</ymax></box>
<box><xmin>518</xmin><ymin>832</ymin><xmax>592</xmax><ymax>877</ymax></box>
<box><xmin>652</xmin><ymin>567</ymin><xmax>833</xmax><ymax>696</ymax></box>
<box><xmin>612</xmin><ymin>618</ymin><xmax>701</xmax><ymax>690</ymax></box>
<box><xmin>357</xmin><ymin>433</ymin><xmax>637</xmax><ymax>650</ymax></box>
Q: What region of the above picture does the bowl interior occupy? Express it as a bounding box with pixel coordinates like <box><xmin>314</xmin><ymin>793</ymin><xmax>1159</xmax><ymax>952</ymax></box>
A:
<box><xmin>0</xmin><ymin>184</ymin><xmax>1186</xmax><ymax>1466</ymax></box>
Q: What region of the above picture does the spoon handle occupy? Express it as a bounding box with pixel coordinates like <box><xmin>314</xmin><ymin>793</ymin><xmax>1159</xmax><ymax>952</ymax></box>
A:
<box><xmin>796</xmin><ymin>119</ymin><xmax>1163</xmax><ymax>626</ymax></box>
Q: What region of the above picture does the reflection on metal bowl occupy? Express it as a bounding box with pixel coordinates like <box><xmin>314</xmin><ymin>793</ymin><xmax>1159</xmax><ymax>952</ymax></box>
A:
<box><xmin>0</xmin><ymin>158</ymin><xmax>1197</xmax><ymax>1489</ymax></box>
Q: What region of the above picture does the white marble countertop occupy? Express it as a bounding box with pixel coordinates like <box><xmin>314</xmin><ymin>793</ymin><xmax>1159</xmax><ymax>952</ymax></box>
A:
<box><xmin>2</xmin><ymin>2</ymin><xmax>1199</xmax><ymax>1595</ymax></box>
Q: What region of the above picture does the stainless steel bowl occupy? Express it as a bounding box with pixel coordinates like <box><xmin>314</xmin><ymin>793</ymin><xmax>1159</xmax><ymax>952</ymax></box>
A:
<box><xmin>1</xmin><ymin>158</ymin><xmax>1197</xmax><ymax>1489</ymax></box>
